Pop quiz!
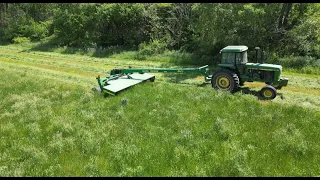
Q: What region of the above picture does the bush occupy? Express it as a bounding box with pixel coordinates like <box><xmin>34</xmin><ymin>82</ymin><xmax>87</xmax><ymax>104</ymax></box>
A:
<box><xmin>12</xmin><ymin>37</ymin><xmax>30</xmax><ymax>44</ymax></box>
<box><xmin>266</xmin><ymin>54</ymin><xmax>320</xmax><ymax>74</ymax></box>
<box><xmin>288</xmin><ymin>56</ymin><xmax>314</xmax><ymax>68</ymax></box>
<box><xmin>169</xmin><ymin>50</ymin><xmax>194</xmax><ymax>65</ymax></box>
<box><xmin>314</xmin><ymin>59</ymin><xmax>320</xmax><ymax>67</ymax></box>
<box><xmin>168</xmin><ymin>50</ymin><xmax>215</xmax><ymax>66</ymax></box>
<box><xmin>19</xmin><ymin>20</ymin><xmax>49</xmax><ymax>41</ymax></box>
<box><xmin>299</xmin><ymin>66</ymin><xmax>320</xmax><ymax>75</ymax></box>
<box><xmin>135</xmin><ymin>40</ymin><xmax>168</xmax><ymax>60</ymax></box>
<box><xmin>267</xmin><ymin>55</ymin><xmax>317</xmax><ymax>69</ymax></box>
<box><xmin>134</xmin><ymin>53</ymin><xmax>147</xmax><ymax>60</ymax></box>
<box><xmin>197</xmin><ymin>54</ymin><xmax>214</xmax><ymax>65</ymax></box>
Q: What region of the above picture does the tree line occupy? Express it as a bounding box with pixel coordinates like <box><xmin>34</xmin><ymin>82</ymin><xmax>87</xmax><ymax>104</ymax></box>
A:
<box><xmin>0</xmin><ymin>3</ymin><xmax>319</xmax><ymax>64</ymax></box>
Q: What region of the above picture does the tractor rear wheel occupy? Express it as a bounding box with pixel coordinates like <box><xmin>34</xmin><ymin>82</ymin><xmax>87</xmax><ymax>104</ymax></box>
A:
<box><xmin>260</xmin><ymin>85</ymin><xmax>277</xmax><ymax>100</ymax></box>
<box><xmin>211</xmin><ymin>69</ymin><xmax>240</xmax><ymax>92</ymax></box>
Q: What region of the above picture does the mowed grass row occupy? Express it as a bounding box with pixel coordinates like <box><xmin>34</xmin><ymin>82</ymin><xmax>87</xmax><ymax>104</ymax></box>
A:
<box><xmin>0</xmin><ymin>45</ymin><xmax>164</xmax><ymax>69</ymax></box>
<box><xmin>1</xmin><ymin>61</ymin><xmax>320</xmax><ymax>176</ymax></box>
<box><xmin>0</xmin><ymin>45</ymin><xmax>184</xmax><ymax>85</ymax></box>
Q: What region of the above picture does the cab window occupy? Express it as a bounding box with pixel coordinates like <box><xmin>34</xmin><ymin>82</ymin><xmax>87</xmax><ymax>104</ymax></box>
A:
<box><xmin>236</xmin><ymin>53</ymin><xmax>242</xmax><ymax>64</ymax></box>
<box><xmin>221</xmin><ymin>53</ymin><xmax>235</xmax><ymax>64</ymax></box>
<box><xmin>242</xmin><ymin>51</ymin><xmax>248</xmax><ymax>64</ymax></box>
<box><xmin>236</xmin><ymin>52</ymin><xmax>248</xmax><ymax>64</ymax></box>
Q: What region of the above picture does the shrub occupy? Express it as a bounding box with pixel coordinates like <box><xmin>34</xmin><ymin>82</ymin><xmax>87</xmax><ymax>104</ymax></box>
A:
<box><xmin>267</xmin><ymin>54</ymin><xmax>317</xmax><ymax>69</ymax></box>
<box><xmin>133</xmin><ymin>53</ymin><xmax>147</xmax><ymax>60</ymax></box>
<box><xmin>169</xmin><ymin>50</ymin><xmax>194</xmax><ymax>65</ymax></box>
<box><xmin>12</xmin><ymin>37</ymin><xmax>30</xmax><ymax>44</ymax></box>
<box><xmin>299</xmin><ymin>66</ymin><xmax>320</xmax><ymax>75</ymax></box>
<box><xmin>135</xmin><ymin>40</ymin><xmax>168</xmax><ymax>60</ymax></box>
<box><xmin>19</xmin><ymin>20</ymin><xmax>49</xmax><ymax>41</ymax></box>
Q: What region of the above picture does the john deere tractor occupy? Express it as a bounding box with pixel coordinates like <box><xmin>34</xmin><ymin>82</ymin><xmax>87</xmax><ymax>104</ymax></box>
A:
<box><xmin>211</xmin><ymin>45</ymin><xmax>288</xmax><ymax>99</ymax></box>
<box><xmin>95</xmin><ymin>45</ymin><xmax>288</xmax><ymax>100</ymax></box>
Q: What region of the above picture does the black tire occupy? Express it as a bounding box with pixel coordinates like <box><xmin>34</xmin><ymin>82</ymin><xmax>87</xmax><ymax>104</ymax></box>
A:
<box><xmin>211</xmin><ymin>69</ymin><xmax>240</xmax><ymax>93</ymax></box>
<box><xmin>265</xmin><ymin>82</ymin><xmax>282</xmax><ymax>90</ymax></box>
<box><xmin>274</xmin><ymin>85</ymin><xmax>283</xmax><ymax>90</ymax></box>
<box><xmin>260</xmin><ymin>85</ymin><xmax>277</xmax><ymax>100</ymax></box>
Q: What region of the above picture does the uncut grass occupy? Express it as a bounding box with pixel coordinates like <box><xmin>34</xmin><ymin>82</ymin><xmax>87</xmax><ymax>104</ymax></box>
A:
<box><xmin>1</xmin><ymin>66</ymin><xmax>320</xmax><ymax>176</ymax></box>
<box><xmin>1</xmin><ymin>43</ymin><xmax>320</xmax><ymax>176</ymax></box>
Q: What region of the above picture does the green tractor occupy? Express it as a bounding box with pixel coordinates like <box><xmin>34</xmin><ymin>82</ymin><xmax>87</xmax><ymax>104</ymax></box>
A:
<box><xmin>95</xmin><ymin>45</ymin><xmax>288</xmax><ymax>100</ymax></box>
<box><xmin>212</xmin><ymin>45</ymin><xmax>288</xmax><ymax>99</ymax></box>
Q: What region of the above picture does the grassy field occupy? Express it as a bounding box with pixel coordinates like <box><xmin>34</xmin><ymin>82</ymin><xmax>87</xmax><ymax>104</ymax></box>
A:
<box><xmin>0</xmin><ymin>44</ymin><xmax>320</xmax><ymax>176</ymax></box>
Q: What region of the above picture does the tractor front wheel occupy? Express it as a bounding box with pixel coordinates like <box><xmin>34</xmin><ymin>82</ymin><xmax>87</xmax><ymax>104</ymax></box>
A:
<box><xmin>274</xmin><ymin>85</ymin><xmax>283</xmax><ymax>90</ymax></box>
<box><xmin>260</xmin><ymin>85</ymin><xmax>277</xmax><ymax>100</ymax></box>
<box><xmin>211</xmin><ymin>69</ymin><xmax>240</xmax><ymax>92</ymax></box>
<box><xmin>265</xmin><ymin>82</ymin><xmax>282</xmax><ymax>90</ymax></box>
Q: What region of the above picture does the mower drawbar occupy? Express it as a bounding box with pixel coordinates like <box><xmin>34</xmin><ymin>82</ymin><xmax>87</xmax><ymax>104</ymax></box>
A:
<box><xmin>94</xmin><ymin>65</ymin><xmax>210</xmax><ymax>96</ymax></box>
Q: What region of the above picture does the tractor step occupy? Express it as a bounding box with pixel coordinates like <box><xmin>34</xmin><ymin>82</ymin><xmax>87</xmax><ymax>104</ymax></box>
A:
<box><xmin>102</xmin><ymin>73</ymin><xmax>155</xmax><ymax>95</ymax></box>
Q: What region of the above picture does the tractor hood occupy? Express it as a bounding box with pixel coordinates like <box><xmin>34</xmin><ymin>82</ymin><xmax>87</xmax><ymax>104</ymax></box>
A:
<box><xmin>246</xmin><ymin>63</ymin><xmax>282</xmax><ymax>72</ymax></box>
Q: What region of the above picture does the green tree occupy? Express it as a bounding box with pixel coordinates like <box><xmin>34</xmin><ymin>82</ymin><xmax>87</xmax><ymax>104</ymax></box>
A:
<box><xmin>93</xmin><ymin>3</ymin><xmax>149</xmax><ymax>48</ymax></box>
<box><xmin>53</xmin><ymin>3</ymin><xmax>97</xmax><ymax>47</ymax></box>
<box><xmin>284</xmin><ymin>4</ymin><xmax>320</xmax><ymax>58</ymax></box>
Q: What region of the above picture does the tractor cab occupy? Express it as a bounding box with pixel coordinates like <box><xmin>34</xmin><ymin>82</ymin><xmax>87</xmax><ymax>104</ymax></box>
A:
<box><xmin>220</xmin><ymin>45</ymin><xmax>248</xmax><ymax>65</ymax></box>
<box><xmin>219</xmin><ymin>45</ymin><xmax>248</xmax><ymax>74</ymax></box>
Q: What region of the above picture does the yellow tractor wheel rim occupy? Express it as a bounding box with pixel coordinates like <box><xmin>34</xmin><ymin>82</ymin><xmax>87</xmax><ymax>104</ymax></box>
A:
<box><xmin>216</xmin><ymin>76</ymin><xmax>230</xmax><ymax>89</ymax></box>
<box><xmin>263</xmin><ymin>89</ymin><xmax>273</xmax><ymax>97</ymax></box>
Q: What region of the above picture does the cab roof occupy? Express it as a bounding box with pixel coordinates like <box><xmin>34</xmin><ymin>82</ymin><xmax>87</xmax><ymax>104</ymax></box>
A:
<box><xmin>220</xmin><ymin>46</ymin><xmax>248</xmax><ymax>53</ymax></box>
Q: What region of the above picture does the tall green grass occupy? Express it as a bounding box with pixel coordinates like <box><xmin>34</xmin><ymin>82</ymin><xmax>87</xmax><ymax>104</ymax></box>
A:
<box><xmin>268</xmin><ymin>55</ymin><xmax>320</xmax><ymax>75</ymax></box>
<box><xmin>1</xmin><ymin>61</ymin><xmax>320</xmax><ymax>176</ymax></box>
<box><xmin>0</xmin><ymin>43</ymin><xmax>320</xmax><ymax>176</ymax></box>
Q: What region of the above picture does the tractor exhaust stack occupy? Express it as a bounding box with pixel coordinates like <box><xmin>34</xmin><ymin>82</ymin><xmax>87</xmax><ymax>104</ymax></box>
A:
<box><xmin>255</xmin><ymin>47</ymin><xmax>260</xmax><ymax>63</ymax></box>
